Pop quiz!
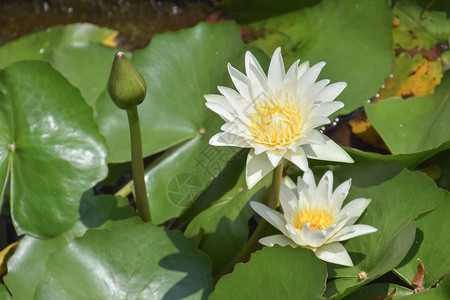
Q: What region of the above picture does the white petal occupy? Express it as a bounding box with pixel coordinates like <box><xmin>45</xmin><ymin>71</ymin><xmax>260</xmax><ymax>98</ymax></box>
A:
<box><xmin>248</xmin><ymin>63</ymin><xmax>272</xmax><ymax>99</ymax></box>
<box><xmin>286</xmin><ymin>227</ymin><xmax>308</xmax><ymax>246</ymax></box>
<box><xmin>330</xmin><ymin>179</ymin><xmax>351</xmax><ymax>213</ymax></box>
<box><xmin>302</xmin><ymin>224</ymin><xmax>327</xmax><ymax>248</ymax></box>
<box><xmin>205</xmin><ymin>102</ymin><xmax>234</xmax><ymax>122</ymax></box>
<box><xmin>204</xmin><ymin>94</ymin><xmax>235</xmax><ymax>113</ymax></box>
<box><xmin>316</xmin><ymin>82</ymin><xmax>347</xmax><ymax>103</ymax></box>
<box><xmin>338</xmin><ymin>198</ymin><xmax>371</xmax><ymax>227</ymax></box>
<box><xmin>316</xmin><ymin>170</ymin><xmax>333</xmax><ymax>204</ymax></box>
<box><xmin>310</xmin><ymin>101</ymin><xmax>344</xmax><ymax>118</ymax></box>
<box><xmin>279</xmin><ymin>181</ymin><xmax>297</xmax><ymax>219</ymax></box>
<box><xmin>245</xmin><ymin>50</ymin><xmax>266</xmax><ymax>81</ymax></box>
<box><xmin>300</xmin><ymin>168</ymin><xmax>316</xmax><ymax>191</ymax></box>
<box><xmin>297</xmin><ymin>61</ymin><xmax>310</xmax><ymax>80</ymax></box>
<box><xmin>246</xmin><ymin>149</ymin><xmax>275</xmax><ymax>188</ymax></box>
<box><xmin>303</xmin><ymin>135</ymin><xmax>354</xmax><ymax>163</ymax></box>
<box><xmin>228</xmin><ymin>63</ymin><xmax>253</xmax><ymax>101</ymax></box>
<box><xmin>283</xmin><ymin>176</ymin><xmax>297</xmax><ymax>190</ymax></box>
<box><xmin>284</xmin><ymin>148</ymin><xmax>309</xmax><ymax>171</ymax></box>
<box><xmin>315</xmin><ymin>242</ymin><xmax>353</xmax><ymax>266</ymax></box>
<box><xmin>267</xmin><ymin>47</ymin><xmax>285</xmax><ymax>93</ymax></box>
<box><xmin>259</xmin><ymin>234</ymin><xmax>298</xmax><ymax>247</ymax></box>
<box><xmin>250</xmin><ymin>201</ymin><xmax>289</xmax><ymax>236</ymax></box>
<box><xmin>310</xmin><ymin>79</ymin><xmax>330</xmax><ymax>100</ymax></box>
<box><xmin>266</xmin><ymin>150</ymin><xmax>285</xmax><ymax>167</ymax></box>
<box><xmin>282</xmin><ymin>59</ymin><xmax>299</xmax><ymax>98</ymax></box>
<box><xmin>328</xmin><ymin>224</ymin><xmax>378</xmax><ymax>243</ymax></box>
<box><xmin>298</xmin><ymin>61</ymin><xmax>326</xmax><ymax>100</ymax></box>
<box><xmin>209</xmin><ymin>132</ymin><xmax>249</xmax><ymax>147</ymax></box>
<box><xmin>217</xmin><ymin>86</ymin><xmax>252</xmax><ymax>121</ymax></box>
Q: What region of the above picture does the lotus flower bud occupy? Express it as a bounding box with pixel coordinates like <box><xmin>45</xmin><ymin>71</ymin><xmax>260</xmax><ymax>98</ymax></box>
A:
<box><xmin>108</xmin><ymin>52</ymin><xmax>147</xmax><ymax>110</ymax></box>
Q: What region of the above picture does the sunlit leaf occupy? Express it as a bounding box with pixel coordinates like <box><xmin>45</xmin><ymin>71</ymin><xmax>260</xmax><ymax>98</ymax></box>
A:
<box><xmin>211</xmin><ymin>246</ymin><xmax>327</xmax><ymax>299</ymax></box>
<box><xmin>0</xmin><ymin>61</ymin><xmax>108</xmax><ymax>238</ymax></box>
<box><xmin>0</xmin><ymin>23</ymin><xmax>120</xmax><ymax>108</ymax></box>
<box><xmin>34</xmin><ymin>224</ymin><xmax>213</xmax><ymax>299</ymax></box>
<box><xmin>3</xmin><ymin>194</ymin><xmax>140</xmax><ymax>299</ymax></box>
<box><xmin>365</xmin><ymin>72</ymin><xmax>450</xmax><ymax>155</ymax></box>
<box><xmin>394</xmin><ymin>191</ymin><xmax>450</xmax><ymax>288</ymax></box>
<box><xmin>246</xmin><ymin>0</ymin><xmax>393</xmax><ymax>116</ymax></box>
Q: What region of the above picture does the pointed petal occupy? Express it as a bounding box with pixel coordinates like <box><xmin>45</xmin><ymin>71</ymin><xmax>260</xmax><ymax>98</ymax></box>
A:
<box><xmin>266</xmin><ymin>150</ymin><xmax>285</xmax><ymax>167</ymax></box>
<box><xmin>245</xmin><ymin>50</ymin><xmax>266</xmax><ymax>81</ymax></box>
<box><xmin>303</xmin><ymin>135</ymin><xmax>354</xmax><ymax>163</ymax></box>
<box><xmin>284</xmin><ymin>148</ymin><xmax>309</xmax><ymax>171</ymax></box>
<box><xmin>204</xmin><ymin>94</ymin><xmax>235</xmax><ymax>113</ymax></box>
<box><xmin>338</xmin><ymin>198</ymin><xmax>371</xmax><ymax>227</ymax></box>
<box><xmin>280</xmin><ymin>180</ymin><xmax>297</xmax><ymax>217</ymax></box>
<box><xmin>298</xmin><ymin>61</ymin><xmax>326</xmax><ymax>100</ymax></box>
<box><xmin>300</xmin><ymin>168</ymin><xmax>316</xmax><ymax>191</ymax></box>
<box><xmin>250</xmin><ymin>201</ymin><xmax>289</xmax><ymax>236</ymax></box>
<box><xmin>267</xmin><ymin>47</ymin><xmax>285</xmax><ymax>92</ymax></box>
<box><xmin>310</xmin><ymin>101</ymin><xmax>344</xmax><ymax>118</ymax></box>
<box><xmin>301</xmin><ymin>225</ymin><xmax>327</xmax><ymax>248</ymax></box>
<box><xmin>217</xmin><ymin>86</ymin><xmax>253</xmax><ymax>121</ymax></box>
<box><xmin>259</xmin><ymin>234</ymin><xmax>298</xmax><ymax>247</ymax></box>
<box><xmin>330</xmin><ymin>179</ymin><xmax>351</xmax><ymax>213</ymax></box>
<box><xmin>246</xmin><ymin>149</ymin><xmax>275</xmax><ymax>188</ymax></box>
<box><xmin>316</xmin><ymin>82</ymin><xmax>347</xmax><ymax>103</ymax></box>
<box><xmin>316</xmin><ymin>171</ymin><xmax>333</xmax><ymax>206</ymax></box>
<box><xmin>328</xmin><ymin>224</ymin><xmax>378</xmax><ymax>243</ymax></box>
<box><xmin>209</xmin><ymin>132</ymin><xmax>249</xmax><ymax>148</ymax></box>
<box><xmin>205</xmin><ymin>102</ymin><xmax>234</xmax><ymax>122</ymax></box>
<box><xmin>310</xmin><ymin>79</ymin><xmax>330</xmax><ymax>100</ymax></box>
<box><xmin>297</xmin><ymin>61</ymin><xmax>310</xmax><ymax>80</ymax></box>
<box><xmin>315</xmin><ymin>242</ymin><xmax>353</xmax><ymax>266</ymax></box>
<box><xmin>228</xmin><ymin>63</ymin><xmax>253</xmax><ymax>101</ymax></box>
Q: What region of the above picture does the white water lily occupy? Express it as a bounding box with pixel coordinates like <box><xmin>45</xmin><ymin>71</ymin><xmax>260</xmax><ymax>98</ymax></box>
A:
<box><xmin>250</xmin><ymin>169</ymin><xmax>377</xmax><ymax>266</ymax></box>
<box><xmin>205</xmin><ymin>47</ymin><xmax>353</xmax><ymax>188</ymax></box>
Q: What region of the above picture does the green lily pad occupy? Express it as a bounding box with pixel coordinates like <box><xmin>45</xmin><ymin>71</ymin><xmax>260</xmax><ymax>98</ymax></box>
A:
<box><xmin>246</xmin><ymin>0</ymin><xmax>393</xmax><ymax>116</ymax></box>
<box><xmin>3</xmin><ymin>193</ymin><xmax>140</xmax><ymax>300</ymax></box>
<box><xmin>346</xmin><ymin>143</ymin><xmax>450</xmax><ymax>169</ymax></box>
<box><xmin>210</xmin><ymin>246</ymin><xmax>327</xmax><ymax>299</ymax></box>
<box><xmin>0</xmin><ymin>285</ymin><xmax>11</xmax><ymax>300</ymax></box>
<box><xmin>399</xmin><ymin>274</ymin><xmax>450</xmax><ymax>299</ymax></box>
<box><xmin>317</xmin><ymin>161</ymin><xmax>444</xmax><ymax>297</ymax></box>
<box><xmin>184</xmin><ymin>166</ymin><xmax>271</xmax><ymax>275</ymax></box>
<box><xmin>365</xmin><ymin>72</ymin><xmax>450</xmax><ymax>155</ymax></box>
<box><xmin>0</xmin><ymin>61</ymin><xmax>108</xmax><ymax>238</ymax></box>
<box><xmin>394</xmin><ymin>191</ymin><xmax>450</xmax><ymax>288</ymax></box>
<box><xmin>326</xmin><ymin>281</ymin><xmax>413</xmax><ymax>299</ymax></box>
<box><xmin>0</xmin><ymin>23</ymin><xmax>119</xmax><ymax>108</ymax></box>
<box><xmin>34</xmin><ymin>223</ymin><xmax>213</xmax><ymax>299</ymax></box>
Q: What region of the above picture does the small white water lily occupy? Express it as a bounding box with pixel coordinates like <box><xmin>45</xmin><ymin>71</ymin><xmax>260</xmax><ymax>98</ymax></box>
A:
<box><xmin>205</xmin><ymin>47</ymin><xmax>353</xmax><ymax>188</ymax></box>
<box><xmin>250</xmin><ymin>169</ymin><xmax>377</xmax><ymax>266</ymax></box>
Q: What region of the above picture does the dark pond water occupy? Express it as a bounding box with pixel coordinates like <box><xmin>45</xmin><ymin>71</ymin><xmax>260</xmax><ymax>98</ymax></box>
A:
<box><xmin>0</xmin><ymin>0</ymin><xmax>218</xmax><ymax>49</ymax></box>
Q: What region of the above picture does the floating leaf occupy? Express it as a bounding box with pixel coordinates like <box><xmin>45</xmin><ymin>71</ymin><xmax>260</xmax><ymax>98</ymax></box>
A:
<box><xmin>327</xmin><ymin>282</ymin><xmax>413</xmax><ymax>299</ymax></box>
<box><xmin>0</xmin><ymin>23</ymin><xmax>120</xmax><ymax>108</ymax></box>
<box><xmin>34</xmin><ymin>224</ymin><xmax>213</xmax><ymax>300</ymax></box>
<box><xmin>0</xmin><ymin>285</ymin><xmax>10</xmax><ymax>300</ymax></box>
<box><xmin>394</xmin><ymin>191</ymin><xmax>450</xmax><ymax>289</ymax></box>
<box><xmin>0</xmin><ymin>61</ymin><xmax>108</xmax><ymax>238</ymax></box>
<box><xmin>3</xmin><ymin>194</ymin><xmax>140</xmax><ymax>300</ymax></box>
<box><xmin>365</xmin><ymin>72</ymin><xmax>450</xmax><ymax>155</ymax></box>
<box><xmin>211</xmin><ymin>246</ymin><xmax>327</xmax><ymax>299</ymax></box>
<box><xmin>246</xmin><ymin>0</ymin><xmax>393</xmax><ymax>116</ymax></box>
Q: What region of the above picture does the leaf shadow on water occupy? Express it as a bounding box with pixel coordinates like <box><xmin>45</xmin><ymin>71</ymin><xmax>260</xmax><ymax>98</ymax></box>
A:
<box><xmin>159</xmin><ymin>230</ymin><xmax>214</xmax><ymax>300</ymax></box>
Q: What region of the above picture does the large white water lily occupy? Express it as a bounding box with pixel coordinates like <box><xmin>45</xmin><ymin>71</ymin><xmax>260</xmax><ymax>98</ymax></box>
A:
<box><xmin>250</xmin><ymin>169</ymin><xmax>377</xmax><ymax>266</ymax></box>
<box><xmin>205</xmin><ymin>47</ymin><xmax>353</xmax><ymax>188</ymax></box>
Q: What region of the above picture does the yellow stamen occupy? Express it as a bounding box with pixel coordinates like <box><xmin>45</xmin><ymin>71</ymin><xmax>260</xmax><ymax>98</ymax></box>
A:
<box><xmin>250</xmin><ymin>97</ymin><xmax>302</xmax><ymax>147</ymax></box>
<box><xmin>293</xmin><ymin>208</ymin><xmax>335</xmax><ymax>231</ymax></box>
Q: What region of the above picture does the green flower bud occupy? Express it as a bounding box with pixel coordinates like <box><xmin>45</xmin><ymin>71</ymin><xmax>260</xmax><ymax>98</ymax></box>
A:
<box><xmin>108</xmin><ymin>52</ymin><xmax>147</xmax><ymax>110</ymax></box>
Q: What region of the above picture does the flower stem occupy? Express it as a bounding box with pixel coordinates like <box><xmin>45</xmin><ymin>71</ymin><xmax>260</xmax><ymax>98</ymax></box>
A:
<box><xmin>126</xmin><ymin>106</ymin><xmax>151</xmax><ymax>223</ymax></box>
<box><xmin>214</xmin><ymin>163</ymin><xmax>283</xmax><ymax>282</ymax></box>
